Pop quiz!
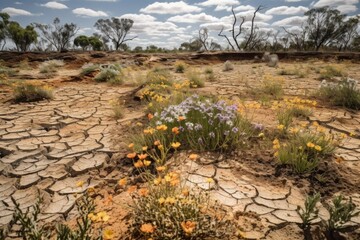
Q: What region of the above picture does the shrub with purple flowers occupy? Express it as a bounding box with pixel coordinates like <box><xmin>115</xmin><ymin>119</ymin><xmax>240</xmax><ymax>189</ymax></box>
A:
<box><xmin>133</xmin><ymin>95</ymin><xmax>255</xmax><ymax>154</ymax></box>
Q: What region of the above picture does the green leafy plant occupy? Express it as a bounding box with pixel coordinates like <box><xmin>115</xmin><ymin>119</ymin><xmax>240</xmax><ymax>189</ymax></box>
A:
<box><xmin>326</xmin><ymin>195</ymin><xmax>360</xmax><ymax>233</ymax></box>
<box><xmin>317</xmin><ymin>79</ymin><xmax>360</xmax><ymax>110</ymax></box>
<box><xmin>319</xmin><ymin>65</ymin><xmax>345</xmax><ymax>80</ymax></box>
<box><xmin>13</xmin><ymin>83</ymin><xmax>53</xmax><ymax>102</ymax></box>
<box><xmin>297</xmin><ymin>193</ymin><xmax>321</xmax><ymax>229</ymax></box>
<box><xmin>95</xmin><ymin>68</ymin><xmax>122</xmax><ymax>84</ymax></box>
<box><xmin>146</xmin><ymin>68</ymin><xmax>173</xmax><ymax>86</ymax></box>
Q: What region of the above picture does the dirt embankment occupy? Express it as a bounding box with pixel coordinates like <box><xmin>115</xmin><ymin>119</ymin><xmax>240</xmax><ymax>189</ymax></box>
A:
<box><xmin>1</xmin><ymin>51</ymin><xmax>360</xmax><ymax>69</ymax></box>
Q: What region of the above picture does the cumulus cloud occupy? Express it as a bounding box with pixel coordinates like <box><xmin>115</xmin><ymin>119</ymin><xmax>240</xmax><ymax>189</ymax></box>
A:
<box><xmin>198</xmin><ymin>0</ymin><xmax>240</xmax><ymax>7</ymax></box>
<box><xmin>272</xmin><ymin>16</ymin><xmax>307</xmax><ymax>27</ymax></box>
<box><xmin>41</xmin><ymin>2</ymin><xmax>68</xmax><ymax>9</ymax></box>
<box><xmin>140</xmin><ymin>1</ymin><xmax>202</xmax><ymax>14</ymax></box>
<box><xmin>72</xmin><ymin>8</ymin><xmax>108</xmax><ymax>17</ymax></box>
<box><xmin>221</xmin><ymin>10</ymin><xmax>273</xmax><ymax>23</ymax></box>
<box><xmin>285</xmin><ymin>0</ymin><xmax>303</xmax><ymax>2</ymax></box>
<box><xmin>265</xmin><ymin>6</ymin><xmax>309</xmax><ymax>15</ymax></box>
<box><xmin>313</xmin><ymin>0</ymin><xmax>358</xmax><ymax>7</ymax></box>
<box><xmin>336</xmin><ymin>5</ymin><xmax>358</xmax><ymax>13</ymax></box>
<box><xmin>233</xmin><ymin>5</ymin><xmax>255</xmax><ymax>12</ymax></box>
<box><xmin>168</xmin><ymin>13</ymin><xmax>219</xmax><ymax>23</ymax></box>
<box><xmin>118</xmin><ymin>13</ymin><xmax>186</xmax><ymax>37</ymax></box>
<box><xmin>1</xmin><ymin>7</ymin><xmax>33</xmax><ymax>16</ymax></box>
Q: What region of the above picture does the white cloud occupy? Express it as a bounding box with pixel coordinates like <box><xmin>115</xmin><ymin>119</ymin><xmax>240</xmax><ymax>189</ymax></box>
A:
<box><xmin>85</xmin><ymin>0</ymin><xmax>118</xmax><ymax>1</ymax></box>
<box><xmin>265</xmin><ymin>6</ymin><xmax>309</xmax><ymax>15</ymax></box>
<box><xmin>14</xmin><ymin>2</ymin><xmax>22</xmax><ymax>5</ymax></box>
<box><xmin>41</xmin><ymin>2</ymin><xmax>68</xmax><ymax>9</ymax></box>
<box><xmin>119</xmin><ymin>14</ymin><xmax>156</xmax><ymax>22</ymax></box>
<box><xmin>233</xmin><ymin>5</ymin><xmax>255</xmax><ymax>12</ymax></box>
<box><xmin>118</xmin><ymin>13</ymin><xmax>186</xmax><ymax>37</ymax></box>
<box><xmin>1</xmin><ymin>7</ymin><xmax>33</xmax><ymax>16</ymax></box>
<box><xmin>200</xmin><ymin>22</ymin><xmax>232</xmax><ymax>31</ymax></box>
<box><xmin>272</xmin><ymin>16</ymin><xmax>307</xmax><ymax>27</ymax></box>
<box><xmin>72</xmin><ymin>8</ymin><xmax>108</xmax><ymax>17</ymax></box>
<box><xmin>77</xmin><ymin>27</ymin><xmax>92</xmax><ymax>35</ymax></box>
<box><xmin>168</xmin><ymin>13</ymin><xmax>218</xmax><ymax>23</ymax></box>
<box><xmin>140</xmin><ymin>1</ymin><xmax>202</xmax><ymax>14</ymax></box>
<box><xmin>285</xmin><ymin>0</ymin><xmax>303</xmax><ymax>2</ymax></box>
<box><xmin>221</xmin><ymin>10</ymin><xmax>273</xmax><ymax>23</ymax></box>
<box><xmin>336</xmin><ymin>5</ymin><xmax>358</xmax><ymax>13</ymax></box>
<box><xmin>198</xmin><ymin>0</ymin><xmax>240</xmax><ymax>7</ymax></box>
<box><xmin>313</xmin><ymin>0</ymin><xmax>358</xmax><ymax>7</ymax></box>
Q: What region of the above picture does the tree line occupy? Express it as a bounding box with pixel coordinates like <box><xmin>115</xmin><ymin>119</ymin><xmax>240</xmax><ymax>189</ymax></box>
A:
<box><xmin>0</xmin><ymin>6</ymin><xmax>359</xmax><ymax>52</ymax></box>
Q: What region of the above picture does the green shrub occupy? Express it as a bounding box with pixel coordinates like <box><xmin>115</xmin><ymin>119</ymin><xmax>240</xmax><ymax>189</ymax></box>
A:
<box><xmin>14</xmin><ymin>84</ymin><xmax>53</xmax><ymax>102</ymax></box>
<box><xmin>0</xmin><ymin>66</ymin><xmax>18</xmax><ymax>77</ymax></box>
<box><xmin>175</xmin><ymin>62</ymin><xmax>186</xmax><ymax>73</ymax></box>
<box><xmin>326</xmin><ymin>195</ymin><xmax>360</xmax><ymax>233</ymax></box>
<box><xmin>186</xmin><ymin>70</ymin><xmax>205</xmax><ymax>88</ymax></box>
<box><xmin>319</xmin><ymin>65</ymin><xmax>345</xmax><ymax>80</ymax></box>
<box><xmin>317</xmin><ymin>79</ymin><xmax>360</xmax><ymax>110</ymax></box>
<box><xmin>262</xmin><ymin>79</ymin><xmax>284</xmax><ymax>99</ymax></box>
<box><xmin>204</xmin><ymin>67</ymin><xmax>213</xmax><ymax>74</ymax></box>
<box><xmin>95</xmin><ymin>64</ymin><xmax>124</xmax><ymax>84</ymax></box>
<box><xmin>223</xmin><ymin>61</ymin><xmax>234</xmax><ymax>71</ymax></box>
<box><xmin>146</xmin><ymin>68</ymin><xmax>173</xmax><ymax>86</ymax></box>
<box><xmin>275</xmin><ymin>130</ymin><xmax>336</xmax><ymax>174</ymax></box>
<box><xmin>39</xmin><ymin>59</ymin><xmax>64</xmax><ymax>74</ymax></box>
<box><xmin>80</xmin><ymin>63</ymin><xmax>99</xmax><ymax>76</ymax></box>
<box><xmin>278</xmin><ymin>67</ymin><xmax>306</xmax><ymax>78</ymax></box>
<box><xmin>111</xmin><ymin>100</ymin><xmax>125</xmax><ymax>120</ymax></box>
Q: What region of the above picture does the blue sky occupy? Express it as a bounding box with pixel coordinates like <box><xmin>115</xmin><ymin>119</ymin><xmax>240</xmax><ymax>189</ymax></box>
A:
<box><xmin>0</xmin><ymin>0</ymin><xmax>359</xmax><ymax>49</ymax></box>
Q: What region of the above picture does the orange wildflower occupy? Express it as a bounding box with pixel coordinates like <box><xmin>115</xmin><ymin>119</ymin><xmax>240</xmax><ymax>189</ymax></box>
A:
<box><xmin>134</xmin><ymin>160</ymin><xmax>144</xmax><ymax>168</ymax></box>
<box><xmin>172</xmin><ymin>127</ymin><xmax>180</xmax><ymax>134</ymax></box>
<box><xmin>138</xmin><ymin>153</ymin><xmax>148</xmax><ymax>160</ymax></box>
<box><xmin>127</xmin><ymin>152</ymin><xmax>136</xmax><ymax>159</ymax></box>
<box><xmin>127</xmin><ymin>185</ymin><xmax>137</xmax><ymax>193</ymax></box>
<box><xmin>144</xmin><ymin>160</ymin><xmax>152</xmax><ymax>167</ymax></box>
<box><xmin>154</xmin><ymin>140</ymin><xmax>161</xmax><ymax>146</ymax></box>
<box><xmin>189</xmin><ymin>154</ymin><xmax>198</xmax><ymax>160</ymax></box>
<box><xmin>138</xmin><ymin>188</ymin><xmax>149</xmax><ymax>197</ymax></box>
<box><xmin>140</xmin><ymin>223</ymin><xmax>155</xmax><ymax>233</ymax></box>
<box><xmin>178</xmin><ymin>116</ymin><xmax>185</xmax><ymax>121</ymax></box>
<box><xmin>171</xmin><ymin>142</ymin><xmax>181</xmax><ymax>149</ymax></box>
<box><xmin>181</xmin><ymin>221</ymin><xmax>196</xmax><ymax>235</ymax></box>
<box><xmin>147</xmin><ymin>113</ymin><xmax>154</xmax><ymax>120</ymax></box>
<box><xmin>128</xmin><ymin>143</ymin><xmax>134</xmax><ymax>149</ymax></box>
<box><xmin>118</xmin><ymin>178</ymin><xmax>127</xmax><ymax>186</ymax></box>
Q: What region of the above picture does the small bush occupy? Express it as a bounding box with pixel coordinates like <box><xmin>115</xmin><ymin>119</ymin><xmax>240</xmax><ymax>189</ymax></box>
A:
<box><xmin>175</xmin><ymin>61</ymin><xmax>186</xmax><ymax>73</ymax></box>
<box><xmin>317</xmin><ymin>78</ymin><xmax>360</xmax><ymax>110</ymax></box>
<box><xmin>111</xmin><ymin>100</ymin><xmax>125</xmax><ymax>120</ymax></box>
<box><xmin>0</xmin><ymin>66</ymin><xmax>18</xmax><ymax>77</ymax></box>
<box><xmin>278</xmin><ymin>67</ymin><xmax>306</xmax><ymax>78</ymax></box>
<box><xmin>261</xmin><ymin>77</ymin><xmax>284</xmax><ymax>99</ymax></box>
<box><xmin>39</xmin><ymin>59</ymin><xmax>64</xmax><ymax>74</ymax></box>
<box><xmin>319</xmin><ymin>65</ymin><xmax>345</xmax><ymax>80</ymax></box>
<box><xmin>80</xmin><ymin>63</ymin><xmax>99</xmax><ymax>76</ymax></box>
<box><xmin>133</xmin><ymin>95</ymin><xmax>254</xmax><ymax>158</ymax></box>
<box><xmin>275</xmin><ymin>130</ymin><xmax>336</xmax><ymax>174</ymax></box>
<box><xmin>129</xmin><ymin>172</ymin><xmax>234</xmax><ymax>240</ymax></box>
<box><xmin>14</xmin><ymin>83</ymin><xmax>53</xmax><ymax>102</ymax></box>
<box><xmin>95</xmin><ymin>65</ymin><xmax>123</xmax><ymax>84</ymax></box>
<box><xmin>186</xmin><ymin>70</ymin><xmax>205</xmax><ymax>88</ymax></box>
<box><xmin>146</xmin><ymin>68</ymin><xmax>173</xmax><ymax>86</ymax></box>
<box><xmin>204</xmin><ymin>68</ymin><xmax>216</xmax><ymax>82</ymax></box>
<box><xmin>223</xmin><ymin>61</ymin><xmax>234</xmax><ymax>71</ymax></box>
<box><xmin>326</xmin><ymin>195</ymin><xmax>360</xmax><ymax>233</ymax></box>
<box><xmin>204</xmin><ymin>67</ymin><xmax>213</xmax><ymax>74</ymax></box>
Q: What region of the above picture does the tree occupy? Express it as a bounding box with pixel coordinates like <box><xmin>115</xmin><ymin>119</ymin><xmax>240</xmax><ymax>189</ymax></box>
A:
<box><xmin>0</xmin><ymin>13</ymin><xmax>10</xmax><ymax>50</ymax></box>
<box><xmin>34</xmin><ymin>17</ymin><xmax>78</xmax><ymax>52</ymax></box>
<box><xmin>304</xmin><ymin>7</ymin><xmax>345</xmax><ymax>51</ymax></box>
<box><xmin>180</xmin><ymin>39</ymin><xmax>202</xmax><ymax>51</ymax></box>
<box><xmin>336</xmin><ymin>17</ymin><xmax>359</xmax><ymax>51</ymax></box>
<box><xmin>198</xmin><ymin>27</ymin><xmax>209</xmax><ymax>51</ymax></box>
<box><xmin>74</xmin><ymin>35</ymin><xmax>90</xmax><ymax>50</ymax></box>
<box><xmin>94</xmin><ymin>18</ymin><xmax>136</xmax><ymax>51</ymax></box>
<box><xmin>7</xmin><ymin>22</ymin><xmax>37</xmax><ymax>52</ymax></box>
<box><xmin>133</xmin><ymin>46</ymin><xmax>143</xmax><ymax>52</ymax></box>
<box><xmin>218</xmin><ymin>6</ymin><xmax>264</xmax><ymax>51</ymax></box>
<box><xmin>88</xmin><ymin>36</ymin><xmax>103</xmax><ymax>51</ymax></box>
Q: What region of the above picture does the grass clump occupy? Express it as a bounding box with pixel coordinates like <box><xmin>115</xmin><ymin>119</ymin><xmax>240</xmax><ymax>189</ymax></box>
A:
<box><xmin>175</xmin><ymin>61</ymin><xmax>186</xmax><ymax>73</ymax></box>
<box><xmin>186</xmin><ymin>70</ymin><xmax>205</xmax><ymax>88</ymax></box>
<box><xmin>260</xmin><ymin>75</ymin><xmax>284</xmax><ymax>99</ymax></box>
<box><xmin>0</xmin><ymin>66</ymin><xmax>18</xmax><ymax>77</ymax></box>
<box><xmin>274</xmin><ymin>129</ymin><xmax>336</xmax><ymax>174</ymax></box>
<box><xmin>223</xmin><ymin>61</ymin><xmax>234</xmax><ymax>71</ymax></box>
<box><xmin>39</xmin><ymin>59</ymin><xmax>64</xmax><ymax>75</ymax></box>
<box><xmin>110</xmin><ymin>100</ymin><xmax>125</xmax><ymax>120</ymax></box>
<box><xmin>204</xmin><ymin>68</ymin><xmax>216</xmax><ymax>82</ymax></box>
<box><xmin>80</xmin><ymin>63</ymin><xmax>99</xmax><ymax>76</ymax></box>
<box><xmin>319</xmin><ymin>65</ymin><xmax>345</xmax><ymax>80</ymax></box>
<box><xmin>317</xmin><ymin>78</ymin><xmax>360</xmax><ymax>110</ymax></box>
<box><xmin>95</xmin><ymin>64</ymin><xmax>123</xmax><ymax>84</ymax></box>
<box><xmin>128</xmin><ymin>171</ymin><xmax>234</xmax><ymax>240</ymax></box>
<box><xmin>146</xmin><ymin>68</ymin><xmax>173</xmax><ymax>86</ymax></box>
<box><xmin>278</xmin><ymin>67</ymin><xmax>306</xmax><ymax>78</ymax></box>
<box><xmin>13</xmin><ymin>83</ymin><xmax>53</xmax><ymax>102</ymax></box>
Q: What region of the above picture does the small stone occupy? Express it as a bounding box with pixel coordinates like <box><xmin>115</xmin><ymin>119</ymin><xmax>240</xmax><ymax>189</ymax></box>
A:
<box><xmin>19</xmin><ymin>173</ymin><xmax>40</xmax><ymax>188</ymax></box>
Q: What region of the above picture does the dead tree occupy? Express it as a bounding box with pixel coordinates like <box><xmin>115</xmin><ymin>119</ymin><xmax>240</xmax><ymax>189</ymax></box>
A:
<box><xmin>198</xmin><ymin>28</ymin><xmax>209</xmax><ymax>51</ymax></box>
<box><xmin>218</xmin><ymin>5</ymin><xmax>264</xmax><ymax>51</ymax></box>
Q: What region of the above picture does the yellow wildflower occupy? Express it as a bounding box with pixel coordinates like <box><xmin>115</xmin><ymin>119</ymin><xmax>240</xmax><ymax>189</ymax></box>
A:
<box><xmin>128</xmin><ymin>143</ymin><xmax>134</xmax><ymax>149</ymax></box>
<box><xmin>206</xmin><ymin>178</ymin><xmax>214</xmax><ymax>183</ymax></box>
<box><xmin>171</xmin><ymin>142</ymin><xmax>181</xmax><ymax>149</ymax></box>
<box><xmin>158</xmin><ymin>197</ymin><xmax>165</xmax><ymax>204</ymax></box>
<box><xmin>144</xmin><ymin>160</ymin><xmax>151</xmax><ymax>167</ymax></box>
<box><xmin>127</xmin><ymin>152</ymin><xmax>136</xmax><ymax>159</ymax></box>
<box><xmin>306</xmin><ymin>142</ymin><xmax>315</xmax><ymax>148</ymax></box>
<box><xmin>76</xmin><ymin>180</ymin><xmax>85</xmax><ymax>188</ymax></box>
<box><xmin>140</xmin><ymin>223</ymin><xmax>155</xmax><ymax>233</ymax></box>
<box><xmin>277</xmin><ymin>124</ymin><xmax>285</xmax><ymax>130</ymax></box>
<box><xmin>118</xmin><ymin>178</ymin><xmax>127</xmax><ymax>186</ymax></box>
<box><xmin>142</xmin><ymin>146</ymin><xmax>148</xmax><ymax>151</ymax></box>
<box><xmin>156</xmin><ymin>166</ymin><xmax>166</xmax><ymax>172</ymax></box>
<box><xmin>181</xmin><ymin>221</ymin><xmax>196</xmax><ymax>235</ymax></box>
<box><xmin>314</xmin><ymin>145</ymin><xmax>322</xmax><ymax>151</ymax></box>
<box><xmin>189</xmin><ymin>154</ymin><xmax>198</xmax><ymax>160</ymax></box>
<box><xmin>165</xmin><ymin>197</ymin><xmax>176</xmax><ymax>204</ymax></box>
<box><xmin>156</xmin><ymin>125</ymin><xmax>168</xmax><ymax>131</ymax></box>
<box><xmin>103</xmin><ymin>229</ymin><xmax>114</xmax><ymax>240</ymax></box>
<box><xmin>138</xmin><ymin>188</ymin><xmax>149</xmax><ymax>197</ymax></box>
<box><xmin>134</xmin><ymin>160</ymin><xmax>144</xmax><ymax>168</ymax></box>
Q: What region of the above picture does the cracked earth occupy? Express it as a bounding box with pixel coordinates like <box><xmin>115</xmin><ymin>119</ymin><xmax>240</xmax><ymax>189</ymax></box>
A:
<box><xmin>0</xmin><ymin>59</ymin><xmax>360</xmax><ymax>239</ymax></box>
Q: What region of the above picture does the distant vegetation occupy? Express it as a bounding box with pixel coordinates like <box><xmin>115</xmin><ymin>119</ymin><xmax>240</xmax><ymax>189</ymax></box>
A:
<box><xmin>0</xmin><ymin>6</ymin><xmax>359</xmax><ymax>52</ymax></box>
